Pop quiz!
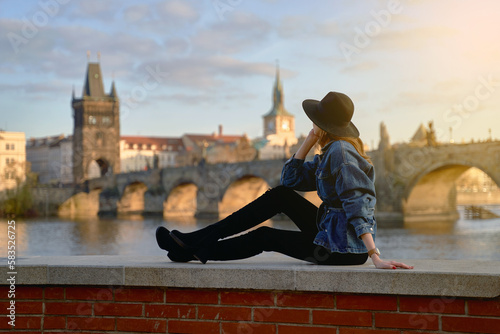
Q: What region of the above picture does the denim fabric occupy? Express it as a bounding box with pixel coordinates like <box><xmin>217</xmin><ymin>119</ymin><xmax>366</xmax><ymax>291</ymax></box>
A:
<box><xmin>281</xmin><ymin>140</ymin><xmax>376</xmax><ymax>253</ymax></box>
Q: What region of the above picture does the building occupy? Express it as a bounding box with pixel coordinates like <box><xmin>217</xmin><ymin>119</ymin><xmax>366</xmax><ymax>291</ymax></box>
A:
<box><xmin>72</xmin><ymin>60</ymin><xmax>120</xmax><ymax>184</ymax></box>
<box><xmin>0</xmin><ymin>131</ymin><xmax>26</xmax><ymax>191</ymax></box>
<box><xmin>120</xmin><ymin>136</ymin><xmax>185</xmax><ymax>172</ymax></box>
<box><xmin>181</xmin><ymin>126</ymin><xmax>256</xmax><ymax>165</ymax></box>
<box><xmin>26</xmin><ymin>135</ymin><xmax>72</xmax><ymax>185</ymax></box>
<box><xmin>257</xmin><ymin>64</ymin><xmax>298</xmax><ymax>160</ymax></box>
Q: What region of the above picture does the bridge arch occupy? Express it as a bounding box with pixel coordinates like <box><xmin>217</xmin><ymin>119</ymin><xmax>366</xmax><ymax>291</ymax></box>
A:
<box><xmin>117</xmin><ymin>181</ymin><xmax>148</xmax><ymax>215</ymax></box>
<box><xmin>402</xmin><ymin>160</ymin><xmax>499</xmax><ymax>222</ymax></box>
<box><xmin>164</xmin><ymin>181</ymin><xmax>198</xmax><ymax>219</ymax></box>
<box><xmin>219</xmin><ymin>175</ymin><xmax>269</xmax><ymax>218</ymax></box>
<box><xmin>88</xmin><ymin>158</ymin><xmax>111</xmax><ymax>179</ymax></box>
<box><xmin>58</xmin><ymin>188</ymin><xmax>102</xmax><ymax>218</ymax></box>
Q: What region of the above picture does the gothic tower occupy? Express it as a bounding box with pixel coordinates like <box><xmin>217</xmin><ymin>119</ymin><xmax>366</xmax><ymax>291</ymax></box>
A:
<box><xmin>262</xmin><ymin>63</ymin><xmax>295</xmax><ymax>146</ymax></box>
<box><xmin>72</xmin><ymin>59</ymin><xmax>120</xmax><ymax>183</ymax></box>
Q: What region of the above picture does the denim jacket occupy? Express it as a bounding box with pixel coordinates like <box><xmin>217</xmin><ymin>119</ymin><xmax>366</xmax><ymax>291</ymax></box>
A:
<box><xmin>280</xmin><ymin>140</ymin><xmax>376</xmax><ymax>254</ymax></box>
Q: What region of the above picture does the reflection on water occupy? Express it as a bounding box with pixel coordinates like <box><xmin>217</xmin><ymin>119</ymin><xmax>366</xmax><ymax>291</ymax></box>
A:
<box><xmin>1</xmin><ymin>206</ymin><xmax>499</xmax><ymax>260</ymax></box>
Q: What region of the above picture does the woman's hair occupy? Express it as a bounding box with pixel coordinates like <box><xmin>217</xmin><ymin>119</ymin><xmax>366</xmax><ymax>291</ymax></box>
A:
<box><xmin>317</xmin><ymin>130</ymin><xmax>373</xmax><ymax>165</ymax></box>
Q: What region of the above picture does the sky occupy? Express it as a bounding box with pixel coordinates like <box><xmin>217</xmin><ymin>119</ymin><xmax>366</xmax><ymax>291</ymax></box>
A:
<box><xmin>1</xmin><ymin>0</ymin><xmax>500</xmax><ymax>150</ymax></box>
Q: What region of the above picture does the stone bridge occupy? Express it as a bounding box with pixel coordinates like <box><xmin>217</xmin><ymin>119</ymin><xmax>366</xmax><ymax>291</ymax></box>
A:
<box><xmin>58</xmin><ymin>141</ymin><xmax>500</xmax><ymax>223</ymax></box>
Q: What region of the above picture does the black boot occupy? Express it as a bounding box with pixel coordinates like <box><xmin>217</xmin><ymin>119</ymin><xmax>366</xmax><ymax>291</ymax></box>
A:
<box><xmin>155</xmin><ymin>227</ymin><xmax>195</xmax><ymax>262</ymax></box>
<box><xmin>170</xmin><ymin>186</ymin><xmax>293</xmax><ymax>260</ymax></box>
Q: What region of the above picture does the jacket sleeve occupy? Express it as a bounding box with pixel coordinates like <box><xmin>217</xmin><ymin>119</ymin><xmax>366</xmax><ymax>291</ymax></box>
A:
<box><xmin>280</xmin><ymin>154</ymin><xmax>319</xmax><ymax>191</ymax></box>
<box><xmin>335</xmin><ymin>163</ymin><xmax>377</xmax><ymax>238</ymax></box>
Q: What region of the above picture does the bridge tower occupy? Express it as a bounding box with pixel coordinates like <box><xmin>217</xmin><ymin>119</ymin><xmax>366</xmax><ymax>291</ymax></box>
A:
<box><xmin>72</xmin><ymin>57</ymin><xmax>120</xmax><ymax>184</ymax></box>
<box><xmin>262</xmin><ymin>62</ymin><xmax>296</xmax><ymax>145</ymax></box>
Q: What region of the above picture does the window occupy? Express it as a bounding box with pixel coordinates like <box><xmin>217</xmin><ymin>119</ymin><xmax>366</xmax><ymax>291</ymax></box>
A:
<box><xmin>88</xmin><ymin>116</ymin><xmax>97</xmax><ymax>125</ymax></box>
<box><xmin>5</xmin><ymin>143</ymin><xmax>10</xmax><ymax>150</ymax></box>
<box><xmin>11</xmin><ymin>144</ymin><xmax>15</xmax><ymax>150</ymax></box>
<box><xmin>102</xmin><ymin>116</ymin><xmax>111</xmax><ymax>125</ymax></box>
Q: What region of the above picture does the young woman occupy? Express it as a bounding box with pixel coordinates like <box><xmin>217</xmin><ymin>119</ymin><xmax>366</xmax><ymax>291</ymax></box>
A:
<box><xmin>156</xmin><ymin>91</ymin><xmax>413</xmax><ymax>270</ymax></box>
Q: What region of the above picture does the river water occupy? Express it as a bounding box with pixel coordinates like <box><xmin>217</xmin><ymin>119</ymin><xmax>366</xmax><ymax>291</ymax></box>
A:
<box><xmin>2</xmin><ymin>205</ymin><xmax>500</xmax><ymax>261</ymax></box>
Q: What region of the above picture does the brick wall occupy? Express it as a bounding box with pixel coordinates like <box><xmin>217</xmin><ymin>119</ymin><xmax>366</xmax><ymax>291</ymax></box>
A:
<box><xmin>1</xmin><ymin>286</ymin><xmax>499</xmax><ymax>333</ymax></box>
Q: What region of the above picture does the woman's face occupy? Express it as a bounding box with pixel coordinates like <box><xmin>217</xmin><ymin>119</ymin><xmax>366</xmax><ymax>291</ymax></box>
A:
<box><xmin>312</xmin><ymin>123</ymin><xmax>325</xmax><ymax>136</ymax></box>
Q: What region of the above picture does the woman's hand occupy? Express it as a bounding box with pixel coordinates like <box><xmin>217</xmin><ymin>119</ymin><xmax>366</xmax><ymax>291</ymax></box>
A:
<box><xmin>372</xmin><ymin>255</ymin><xmax>414</xmax><ymax>270</ymax></box>
<box><xmin>312</xmin><ymin>123</ymin><xmax>325</xmax><ymax>137</ymax></box>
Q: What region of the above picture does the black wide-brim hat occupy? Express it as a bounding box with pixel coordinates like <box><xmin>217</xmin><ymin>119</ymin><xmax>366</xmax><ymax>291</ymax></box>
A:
<box><xmin>302</xmin><ymin>91</ymin><xmax>359</xmax><ymax>138</ymax></box>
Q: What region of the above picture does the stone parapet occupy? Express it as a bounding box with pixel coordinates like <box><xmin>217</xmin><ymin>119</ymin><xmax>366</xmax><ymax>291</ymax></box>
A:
<box><xmin>3</xmin><ymin>256</ymin><xmax>499</xmax><ymax>298</ymax></box>
<box><xmin>1</xmin><ymin>256</ymin><xmax>500</xmax><ymax>333</ymax></box>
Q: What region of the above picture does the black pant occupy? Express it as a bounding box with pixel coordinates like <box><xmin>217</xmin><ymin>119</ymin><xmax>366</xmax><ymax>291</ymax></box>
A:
<box><xmin>202</xmin><ymin>186</ymin><xmax>368</xmax><ymax>265</ymax></box>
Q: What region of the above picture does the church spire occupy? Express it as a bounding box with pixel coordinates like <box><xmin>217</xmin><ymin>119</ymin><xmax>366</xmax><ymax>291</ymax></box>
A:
<box><xmin>264</xmin><ymin>61</ymin><xmax>292</xmax><ymax>117</ymax></box>
<box><xmin>109</xmin><ymin>81</ymin><xmax>118</xmax><ymax>100</ymax></box>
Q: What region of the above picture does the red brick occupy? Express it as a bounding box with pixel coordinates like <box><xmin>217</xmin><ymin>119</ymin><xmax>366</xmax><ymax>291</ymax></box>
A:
<box><xmin>254</xmin><ymin>308</ymin><xmax>309</xmax><ymax>324</ymax></box>
<box><xmin>146</xmin><ymin>304</ymin><xmax>196</xmax><ymax>318</ymax></box>
<box><xmin>313</xmin><ymin>310</ymin><xmax>372</xmax><ymax>327</ymax></box>
<box><xmin>95</xmin><ymin>302</ymin><xmax>143</xmax><ymax>316</ymax></box>
<box><xmin>115</xmin><ymin>287</ymin><xmax>163</xmax><ymax>302</ymax></box>
<box><xmin>468</xmin><ymin>299</ymin><xmax>500</xmax><ymax>316</ymax></box>
<box><xmin>375</xmin><ymin>313</ymin><xmax>439</xmax><ymax>330</ymax></box>
<box><xmin>0</xmin><ymin>332</ymin><xmax>42</xmax><ymax>334</ymax></box>
<box><xmin>168</xmin><ymin>320</ymin><xmax>219</xmax><ymax>334</ymax></box>
<box><xmin>66</xmin><ymin>287</ymin><xmax>113</xmax><ymax>301</ymax></box>
<box><xmin>16</xmin><ymin>301</ymin><xmax>43</xmax><ymax>314</ymax></box>
<box><xmin>45</xmin><ymin>302</ymin><xmax>92</xmax><ymax>315</ymax></box>
<box><xmin>0</xmin><ymin>301</ymin><xmax>11</xmax><ymax>313</ymax></box>
<box><xmin>442</xmin><ymin>316</ymin><xmax>500</xmax><ymax>333</ymax></box>
<box><xmin>198</xmin><ymin>305</ymin><xmax>252</xmax><ymax>321</ymax></box>
<box><xmin>222</xmin><ymin>322</ymin><xmax>276</xmax><ymax>334</ymax></box>
<box><xmin>117</xmin><ymin>318</ymin><xmax>167</xmax><ymax>333</ymax></box>
<box><xmin>13</xmin><ymin>316</ymin><xmax>42</xmax><ymax>329</ymax></box>
<box><xmin>166</xmin><ymin>289</ymin><xmax>218</xmax><ymax>304</ymax></box>
<box><xmin>337</xmin><ymin>295</ymin><xmax>397</xmax><ymax>311</ymax></box>
<box><xmin>67</xmin><ymin>317</ymin><xmax>115</xmax><ymax>331</ymax></box>
<box><xmin>221</xmin><ymin>291</ymin><xmax>274</xmax><ymax>306</ymax></box>
<box><xmin>16</xmin><ymin>287</ymin><xmax>43</xmax><ymax>300</ymax></box>
<box><xmin>45</xmin><ymin>287</ymin><xmax>65</xmax><ymax>300</ymax></box>
<box><xmin>340</xmin><ymin>329</ymin><xmax>400</xmax><ymax>334</ymax></box>
<box><xmin>399</xmin><ymin>296</ymin><xmax>464</xmax><ymax>314</ymax></box>
<box><xmin>0</xmin><ymin>316</ymin><xmax>12</xmax><ymax>329</ymax></box>
<box><xmin>277</xmin><ymin>292</ymin><xmax>334</xmax><ymax>309</ymax></box>
<box><xmin>0</xmin><ymin>286</ymin><xmax>10</xmax><ymax>297</ymax></box>
<box><xmin>43</xmin><ymin>316</ymin><xmax>66</xmax><ymax>329</ymax></box>
<box><xmin>279</xmin><ymin>325</ymin><xmax>338</xmax><ymax>334</ymax></box>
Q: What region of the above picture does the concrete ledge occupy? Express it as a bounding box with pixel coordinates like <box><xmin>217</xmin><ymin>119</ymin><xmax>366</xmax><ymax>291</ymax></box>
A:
<box><xmin>3</xmin><ymin>255</ymin><xmax>500</xmax><ymax>298</ymax></box>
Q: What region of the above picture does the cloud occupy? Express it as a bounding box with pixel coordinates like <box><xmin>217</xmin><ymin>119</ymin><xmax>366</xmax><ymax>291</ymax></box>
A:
<box><xmin>276</xmin><ymin>15</ymin><xmax>316</xmax><ymax>38</ymax></box>
<box><xmin>123</xmin><ymin>4</ymin><xmax>151</xmax><ymax>23</ymax></box>
<box><xmin>157</xmin><ymin>0</ymin><xmax>199</xmax><ymax>21</ymax></box>
<box><xmin>191</xmin><ymin>11</ymin><xmax>272</xmax><ymax>55</ymax></box>
<box><xmin>68</xmin><ymin>0</ymin><xmax>122</xmax><ymax>21</ymax></box>
<box><xmin>138</xmin><ymin>55</ymin><xmax>286</xmax><ymax>90</ymax></box>
<box><xmin>375</xmin><ymin>26</ymin><xmax>459</xmax><ymax>51</ymax></box>
<box><xmin>340</xmin><ymin>61</ymin><xmax>379</xmax><ymax>74</ymax></box>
